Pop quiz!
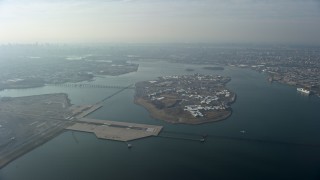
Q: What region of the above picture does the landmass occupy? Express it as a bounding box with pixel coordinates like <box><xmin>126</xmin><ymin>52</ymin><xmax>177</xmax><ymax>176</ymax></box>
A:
<box><xmin>0</xmin><ymin>55</ymin><xmax>138</xmax><ymax>90</ymax></box>
<box><xmin>0</xmin><ymin>93</ymin><xmax>99</xmax><ymax>168</ymax></box>
<box><xmin>1</xmin><ymin>44</ymin><xmax>318</xmax><ymax>96</ymax></box>
<box><xmin>0</xmin><ymin>92</ymin><xmax>164</xmax><ymax>168</ymax></box>
<box><xmin>164</xmin><ymin>46</ymin><xmax>320</xmax><ymax>96</ymax></box>
<box><xmin>134</xmin><ymin>74</ymin><xmax>236</xmax><ymax>124</ymax></box>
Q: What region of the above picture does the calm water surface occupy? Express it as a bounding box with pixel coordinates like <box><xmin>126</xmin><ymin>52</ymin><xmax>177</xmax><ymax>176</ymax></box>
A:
<box><xmin>0</xmin><ymin>61</ymin><xmax>320</xmax><ymax>180</ymax></box>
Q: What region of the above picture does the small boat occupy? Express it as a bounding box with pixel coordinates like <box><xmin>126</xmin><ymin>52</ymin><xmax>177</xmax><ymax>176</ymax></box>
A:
<box><xmin>297</xmin><ymin>88</ymin><xmax>310</xmax><ymax>95</ymax></box>
<box><xmin>240</xmin><ymin>130</ymin><xmax>246</xmax><ymax>134</ymax></box>
<box><xmin>127</xmin><ymin>143</ymin><xmax>132</xmax><ymax>149</ymax></box>
<box><xmin>200</xmin><ymin>138</ymin><xmax>205</xmax><ymax>142</ymax></box>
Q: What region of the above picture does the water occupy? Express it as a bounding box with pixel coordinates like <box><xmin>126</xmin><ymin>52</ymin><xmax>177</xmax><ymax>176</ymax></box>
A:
<box><xmin>0</xmin><ymin>61</ymin><xmax>320</xmax><ymax>180</ymax></box>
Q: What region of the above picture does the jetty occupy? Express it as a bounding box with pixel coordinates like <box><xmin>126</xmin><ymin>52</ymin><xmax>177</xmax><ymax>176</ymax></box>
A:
<box><xmin>66</xmin><ymin>118</ymin><xmax>163</xmax><ymax>141</ymax></box>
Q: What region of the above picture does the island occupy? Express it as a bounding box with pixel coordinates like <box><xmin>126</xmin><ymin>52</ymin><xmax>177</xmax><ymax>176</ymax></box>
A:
<box><xmin>134</xmin><ymin>74</ymin><xmax>236</xmax><ymax>124</ymax></box>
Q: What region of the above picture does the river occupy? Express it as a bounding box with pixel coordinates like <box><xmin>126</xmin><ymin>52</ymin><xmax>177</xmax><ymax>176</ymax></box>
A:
<box><xmin>0</xmin><ymin>61</ymin><xmax>320</xmax><ymax>180</ymax></box>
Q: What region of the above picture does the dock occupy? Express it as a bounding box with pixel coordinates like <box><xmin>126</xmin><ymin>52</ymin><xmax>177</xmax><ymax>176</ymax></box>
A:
<box><xmin>66</xmin><ymin>118</ymin><xmax>163</xmax><ymax>141</ymax></box>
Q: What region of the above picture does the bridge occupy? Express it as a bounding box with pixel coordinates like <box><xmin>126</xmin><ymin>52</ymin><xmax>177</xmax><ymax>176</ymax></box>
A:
<box><xmin>98</xmin><ymin>84</ymin><xmax>134</xmax><ymax>103</ymax></box>
<box><xmin>47</xmin><ymin>83</ymin><xmax>135</xmax><ymax>89</ymax></box>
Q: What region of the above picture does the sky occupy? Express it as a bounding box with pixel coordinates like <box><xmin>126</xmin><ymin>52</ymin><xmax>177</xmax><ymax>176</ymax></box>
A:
<box><xmin>0</xmin><ymin>0</ymin><xmax>320</xmax><ymax>44</ymax></box>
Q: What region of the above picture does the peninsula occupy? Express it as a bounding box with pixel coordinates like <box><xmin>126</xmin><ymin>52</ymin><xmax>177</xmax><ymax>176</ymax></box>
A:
<box><xmin>135</xmin><ymin>74</ymin><xmax>236</xmax><ymax>124</ymax></box>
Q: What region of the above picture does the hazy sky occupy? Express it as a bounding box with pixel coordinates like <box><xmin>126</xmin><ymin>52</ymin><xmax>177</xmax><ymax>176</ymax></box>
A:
<box><xmin>0</xmin><ymin>0</ymin><xmax>320</xmax><ymax>44</ymax></box>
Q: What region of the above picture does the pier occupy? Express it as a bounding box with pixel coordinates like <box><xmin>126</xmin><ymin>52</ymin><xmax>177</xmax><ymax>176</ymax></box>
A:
<box><xmin>65</xmin><ymin>84</ymin><xmax>165</xmax><ymax>142</ymax></box>
<box><xmin>66</xmin><ymin>118</ymin><xmax>163</xmax><ymax>142</ymax></box>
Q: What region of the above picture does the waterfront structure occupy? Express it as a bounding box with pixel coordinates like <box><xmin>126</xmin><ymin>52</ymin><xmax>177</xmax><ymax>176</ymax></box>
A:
<box><xmin>297</xmin><ymin>88</ymin><xmax>310</xmax><ymax>95</ymax></box>
<box><xmin>66</xmin><ymin>118</ymin><xmax>163</xmax><ymax>142</ymax></box>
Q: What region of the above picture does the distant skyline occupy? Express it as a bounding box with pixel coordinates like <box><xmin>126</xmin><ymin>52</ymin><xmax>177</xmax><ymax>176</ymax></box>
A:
<box><xmin>1</xmin><ymin>0</ymin><xmax>320</xmax><ymax>44</ymax></box>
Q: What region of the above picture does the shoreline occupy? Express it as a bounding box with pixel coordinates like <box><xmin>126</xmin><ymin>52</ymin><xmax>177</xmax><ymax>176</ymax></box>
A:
<box><xmin>0</xmin><ymin>65</ymin><xmax>139</xmax><ymax>92</ymax></box>
<box><xmin>134</xmin><ymin>97</ymin><xmax>232</xmax><ymax>125</ymax></box>
<box><xmin>0</xmin><ymin>93</ymin><xmax>75</xmax><ymax>169</ymax></box>
<box><xmin>268</xmin><ymin>76</ymin><xmax>320</xmax><ymax>97</ymax></box>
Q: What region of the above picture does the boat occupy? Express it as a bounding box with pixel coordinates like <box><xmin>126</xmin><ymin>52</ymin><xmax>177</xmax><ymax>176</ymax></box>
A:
<box><xmin>297</xmin><ymin>88</ymin><xmax>310</xmax><ymax>95</ymax></box>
